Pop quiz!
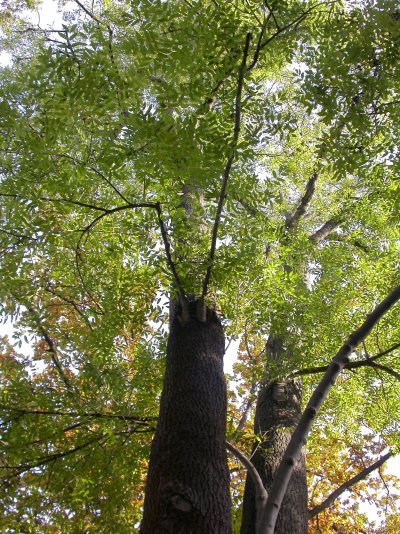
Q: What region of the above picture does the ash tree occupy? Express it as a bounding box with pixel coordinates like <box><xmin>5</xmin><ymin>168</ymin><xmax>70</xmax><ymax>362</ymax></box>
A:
<box><xmin>1</xmin><ymin>0</ymin><xmax>400</xmax><ymax>532</ymax></box>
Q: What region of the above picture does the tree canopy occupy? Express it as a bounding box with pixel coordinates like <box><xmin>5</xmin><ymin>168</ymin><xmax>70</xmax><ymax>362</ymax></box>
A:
<box><xmin>1</xmin><ymin>0</ymin><xmax>400</xmax><ymax>532</ymax></box>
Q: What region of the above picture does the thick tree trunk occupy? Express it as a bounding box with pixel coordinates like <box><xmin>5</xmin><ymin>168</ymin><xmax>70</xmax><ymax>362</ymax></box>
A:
<box><xmin>141</xmin><ymin>301</ymin><xmax>232</xmax><ymax>534</ymax></box>
<box><xmin>240</xmin><ymin>337</ymin><xmax>308</xmax><ymax>534</ymax></box>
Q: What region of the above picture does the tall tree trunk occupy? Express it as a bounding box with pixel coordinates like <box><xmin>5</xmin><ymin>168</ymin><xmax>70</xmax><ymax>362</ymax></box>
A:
<box><xmin>141</xmin><ymin>301</ymin><xmax>232</xmax><ymax>534</ymax></box>
<box><xmin>240</xmin><ymin>336</ymin><xmax>308</xmax><ymax>534</ymax></box>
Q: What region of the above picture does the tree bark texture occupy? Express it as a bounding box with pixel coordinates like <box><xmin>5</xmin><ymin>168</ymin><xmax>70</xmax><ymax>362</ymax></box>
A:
<box><xmin>141</xmin><ymin>301</ymin><xmax>232</xmax><ymax>534</ymax></box>
<box><xmin>241</xmin><ymin>337</ymin><xmax>308</xmax><ymax>534</ymax></box>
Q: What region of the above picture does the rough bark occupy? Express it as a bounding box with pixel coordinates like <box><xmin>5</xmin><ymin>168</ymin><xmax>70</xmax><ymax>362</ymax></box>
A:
<box><xmin>240</xmin><ymin>337</ymin><xmax>308</xmax><ymax>534</ymax></box>
<box><xmin>141</xmin><ymin>301</ymin><xmax>232</xmax><ymax>534</ymax></box>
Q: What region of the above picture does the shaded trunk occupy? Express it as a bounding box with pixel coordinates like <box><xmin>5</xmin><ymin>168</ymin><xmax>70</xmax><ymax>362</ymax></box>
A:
<box><xmin>141</xmin><ymin>301</ymin><xmax>232</xmax><ymax>533</ymax></box>
<box><xmin>240</xmin><ymin>337</ymin><xmax>308</xmax><ymax>534</ymax></box>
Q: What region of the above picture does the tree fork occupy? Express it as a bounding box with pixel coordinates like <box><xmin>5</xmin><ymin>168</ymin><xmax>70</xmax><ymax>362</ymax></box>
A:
<box><xmin>141</xmin><ymin>300</ymin><xmax>231</xmax><ymax>533</ymax></box>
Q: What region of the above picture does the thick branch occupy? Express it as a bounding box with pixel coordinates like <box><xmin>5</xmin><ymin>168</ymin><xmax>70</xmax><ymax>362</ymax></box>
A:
<box><xmin>285</xmin><ymin>173</ymin><xmax>318</xmax><ymax>230</ymax></box>
<box><xmin>259</xmin><ymin>282</ymin><xmax>400</xmax><ymax>534</ymax></box>
<box><xmin>202</xmin><ymin>32</ymin><xmax>252</xmax><ymax>298</ymax></box>
<box><xmin>309</xmin><ymin>218</ymin><xmax>341</xmax><ymax>243</ymax></box>
<box><xmin>309</xmin><ymin>452</ymin><xmax>392</xmax><ymax>518</ymax></box>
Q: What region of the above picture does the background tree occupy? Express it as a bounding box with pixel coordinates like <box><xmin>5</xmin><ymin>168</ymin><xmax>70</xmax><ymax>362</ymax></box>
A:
<box><xmin>1</xmin><ymin>0</ymin><xmax>400</xmax><ymax>532</ymax></box>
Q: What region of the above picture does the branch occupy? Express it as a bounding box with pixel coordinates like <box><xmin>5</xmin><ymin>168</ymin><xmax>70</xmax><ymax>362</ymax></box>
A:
<box><xmin>0</xmin><ymin>405</ymin><xmax>157</xmax><ymax>423</ymax></box>
<box><xmin>369</xmin><ymin>361</ymin><xmax>400</xmax><ymax>381</ymax></box>
<box><xmin>287</xmin><ymin>341</ymin><xmax>400</xmax><ymax>380</ymax></box>
<box><xmin>15</xmin><ymin>301</ymin><xmax>74</xmax><ymax>393</ymax></box>
<box><xmin>202</xmin><ymin>33</ymin><xmax>252</xmax><ymax>298</ymax></box>
<box><xmin>226</xmin><ymin>441</ymin><xmax>268</xmax><ymax>529</ymax></box>
<box><xmin>1</xmin><ymin>434</ymin><xmax>108</xmax><ymax>485</ymax></box>
<box><xmin>259</xmin><ymin>1</ymin><xmax>334</xmax><ymax>51</ymax></box>
<box><xmin>73</xmin><ymin>0</ymin><xmax>101</xmax><ymax>24</ymax></box>
<box><xmin>88</xmin><ymin>165</ymin><xmax>132</xmax><ymax>205</ymax></box>
<box><xmin>74</xmin><ymin>202</ymin><xmax>157</xmax><ymax>311</ymax></box>
<box><xmin>0</xmin><ymin>192</ymin><xmax>109</xmax><ymax>212</ymax></box>
<box><xmin>259</xmin><ymin>282</ymin><xmax>400</xmax><ymax>534</ymax></box>
<box><xmin>154</xmin><ymin>202</ymin><xmax>186</xmax><ymax>301</ymax></box>
<box><xmin>285</xmin><ymin>172</ymin><xmax>318</xmax><ymax>230</ymax></box>
<box><xmin>309</xmin><ymin>452</ymin><xmax>393</xmax><ymax>518</ymax></box>
<box><xmin>309</xmin><ymin>218</ymin><xmax>341</xmax><ymax>243</ymax></box>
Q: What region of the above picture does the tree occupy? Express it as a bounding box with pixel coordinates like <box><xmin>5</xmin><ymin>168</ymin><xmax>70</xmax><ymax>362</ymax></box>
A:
<box><xmin>1</xmin><ymin>0</ymin><xmax>400</xmax><ymax>532</ymax></box>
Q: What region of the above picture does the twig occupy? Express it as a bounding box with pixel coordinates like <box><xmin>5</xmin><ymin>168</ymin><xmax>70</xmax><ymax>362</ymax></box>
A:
<box><xmin>259</xmin><ymin>282</ymin><xmax>400</xmax><ymax>534</ymax></box>
<box><xmin>202</xmin><ymin>33</ymin><xmax>252</xmax><ymax>298</ymax></box>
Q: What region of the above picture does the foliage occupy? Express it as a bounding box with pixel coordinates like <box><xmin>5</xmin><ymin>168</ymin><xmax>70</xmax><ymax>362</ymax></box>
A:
<box><xmin>1</xmin><ymin>0</ymin><xmax>400</xmax><ymax>531</ymax></box>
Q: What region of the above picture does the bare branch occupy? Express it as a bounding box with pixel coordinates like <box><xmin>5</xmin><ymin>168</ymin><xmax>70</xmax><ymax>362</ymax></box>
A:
<box><xmin>259</xmin><ymin>282</ymin><xmax>400</xmax><ymax>534</ymax></box>
<box><xmin>202</xmin><ymin>33</ymin><xmax>252</xmax><ymax>298</ymax></box>
<box><xmin>309</xmin><ymin>452</ymin><xmax>393</xmax><ymax>518</ymax></box>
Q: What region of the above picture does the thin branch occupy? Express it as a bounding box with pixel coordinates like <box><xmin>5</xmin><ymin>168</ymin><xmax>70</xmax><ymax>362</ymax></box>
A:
<box><xmin>369</xmin><ymin>361</ymin><xmax>400</xmax><ymax>381</ymax></box>
<box><xmin>259</xmin><ymin>1</ymin><xmax>336</xmax><ymax>51</ymax></box>
<box><xmin>15</xmin><ymin>301</ymin><xmax>74</xmax><ymax>393</ymax></box>
<box><xmin>226</xmin><ymin>440</ymin><xmax>268</xmax><ymax>529</ymax></box>
<box><xmin>0</xmin><ymin>192</ymin><xmax>109</xmax><ymax>212</ymax></box>
<box><xmin>155</xmin><ymin>203</ymin><xmax>186</xmax><ymax>300</ymax></box>
<box><xmin>74</xmin><ymin>202</ymin><xmax>157</xmax><ymax>312</ymax></box>
<box><xmin>309</xmin><ymin>452</ymin><xmax>392</xmax><ymax>518</ymax></box>
<box><xmin>236</xmin><ymin>382</ymin><xmax>257</xmax><ymax>432</ymax></box>
<box><xmin>259</xmin><ymin>282</ymin><xmax>400</xmax><ymax>534</ymax></box>
<box><xmin>202</xmin><ymin>33</ymin><xmax>252</xmax><ymax>298</ymax></box>
<box><xmin>246</xmin><ymin>15</ymin><xmax>269</xmax><ymax>72</ymax></box>
<box><xmin>1</xmin><ymin>435</ymin><xmax>108</xmax><ymax>485</ymax></box>
<box><xmin>287</xmin><ymin>341</ymin><xmax>400</xmax><ymax>380</ymax></box>
<box><xmin>88</xmin><ymin>165</ymin><xmax>132</xmax><ymax>205</ymax></box>
<box><xmin>0</xmin><ymin>404</ymin><xmax>157</xmax><ymax>423</ymax></box>
<box><xmin>73</xmin><ymin>0</ymin><xmax>101</xmax><ymax>24</ymax></box>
